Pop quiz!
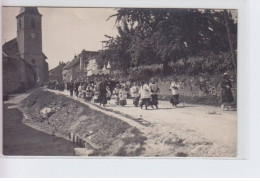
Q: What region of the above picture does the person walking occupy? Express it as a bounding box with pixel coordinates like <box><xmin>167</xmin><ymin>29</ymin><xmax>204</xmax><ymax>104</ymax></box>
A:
<box><xmin>220</xmin><ymin>73</ymin><xmax>234</xmax><ymax>110</ymax></box>
<box><xmin>78</xmin><ymin>83</ymin><xmax>83</xmax><ymax>99</ymax></box>
<box><xmin>69</xmin><ymin>81</ymin><xmax>74</xmax><ymax>96</ymax></box>
<box><xmin>85</xmin><ymin>83</ymin><xmax>93</xmax><ymax>101</ymax></box>
<box><xmin>93</xmin><ymin>83</ymin><xmax>99</xmax><ymax>103</ymax></box>
<box><xmin>149</xmin><ymin>78</ymin><xmax>160</xmax><ymax>109</ymax></box>
<box><xmin>113</xmin><ymin>84</ymin><xmax>121</xmax><ymax>105</ymax></box>
<box><xmin>74</xmin><ymin>80</ymin><xmax>80</xmax><ymax>98</ymax></box>
<box><xmin>119</xmin><ymin>86</ymin><xmax>127</xmax><ymax>106</ymax></box>
<box><xmin>169</xmin><ymin>78</ymin><xmax>180</xmax><ymax>107</ymax></box>
<box><xmin>106</xmin><ymin>86</ymin><xmax>112</xmax><ymax>104</ymax></box>
<box><xmin>130</xmin><ymin>82</ymin><xmax>140</xmax><ymax>107</ymax></box>
<box><xmin>98</xmin><ymin>79</ymin><xmax>108</xmax><ymax>107</ymax></box>
<box><xmin>139</xmin><ymin>81</ymin><xmax>151</xmax><ymax>110</ymax></box>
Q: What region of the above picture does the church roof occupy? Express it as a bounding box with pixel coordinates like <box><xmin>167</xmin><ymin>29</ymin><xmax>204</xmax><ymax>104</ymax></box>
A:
<box><xmin>16</xmin><ymin>7</ymin><xmax>42</xmax><ymax>18</ymax></box>
<box><xmin>2</xmin><ymin>38</ymin><xmax>19</xmax><ymax>58</ymax></box>
<box><xmin>2</xmin><ymin>37</ymin><xmax>47</xmax><ymax>59</ymax></box>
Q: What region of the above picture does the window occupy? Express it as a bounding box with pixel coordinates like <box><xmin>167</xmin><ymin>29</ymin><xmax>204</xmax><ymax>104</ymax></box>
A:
<box><xmin>31</xmin><ymin>19</ymin><xmax>35</xmax><ymax>29</ymax></box>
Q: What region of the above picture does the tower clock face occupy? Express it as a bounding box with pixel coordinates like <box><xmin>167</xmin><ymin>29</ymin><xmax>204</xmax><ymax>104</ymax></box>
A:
<box><xmin>31</xmin><ymin>33</ymin><xmax>36</xmax><ymax>39</ymax></box>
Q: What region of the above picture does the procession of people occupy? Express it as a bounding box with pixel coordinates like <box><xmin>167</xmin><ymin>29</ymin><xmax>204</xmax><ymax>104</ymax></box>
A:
<box><xmin>47</xmin><ymin>76</ymin><xmax>182</xmax><ymax>110</ymax></box>
<box><xmin>47</xmin><ymin>72</ymin><xmax>235</xmax><ymax>110</ymax></box>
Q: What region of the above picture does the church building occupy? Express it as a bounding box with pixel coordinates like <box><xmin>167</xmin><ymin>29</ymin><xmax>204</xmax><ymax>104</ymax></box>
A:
<box><xmin>3</xmin><ymin>7</ymin><xmax>49</xmax><ymax>93</ymax></box>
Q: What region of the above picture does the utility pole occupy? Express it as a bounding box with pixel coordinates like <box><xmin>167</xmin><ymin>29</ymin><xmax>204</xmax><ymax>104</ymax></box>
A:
<box><xmin>224</xmin><ymin>9</ymin><xmax>237</xmax><ymax>74</ymax></box>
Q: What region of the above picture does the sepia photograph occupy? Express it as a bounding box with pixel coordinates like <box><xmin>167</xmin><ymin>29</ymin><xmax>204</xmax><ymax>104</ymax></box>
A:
<box><xmin>2</xmin><ymin>6</ymin><xmax>237</xmax><ymax>157</ymax></box>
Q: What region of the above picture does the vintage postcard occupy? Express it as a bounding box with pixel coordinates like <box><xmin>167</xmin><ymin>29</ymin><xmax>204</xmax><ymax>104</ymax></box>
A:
<box><xmin>2</xmin><ymin>7</ymin><xmax>237</xmax><ymax>157</ymax></box>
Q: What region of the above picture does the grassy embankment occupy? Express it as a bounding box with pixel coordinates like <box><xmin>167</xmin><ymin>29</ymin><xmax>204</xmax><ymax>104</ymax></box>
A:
<box><xmin>21</xmin><ymin>88</ymin><xmax>147</xmax><ymax>156</ymax></box>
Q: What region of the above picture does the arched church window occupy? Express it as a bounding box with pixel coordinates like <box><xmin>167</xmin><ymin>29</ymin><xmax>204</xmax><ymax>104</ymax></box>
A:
<box><xmin>31</xmin><ymin>19</ymin><xmax>35</xmax><ymax>29</ymax></box>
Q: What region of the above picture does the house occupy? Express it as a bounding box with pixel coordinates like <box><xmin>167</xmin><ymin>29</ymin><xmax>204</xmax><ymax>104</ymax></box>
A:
<box><xmin>62</xmin><ymin>49</ymin><xmax>99</xmax><ymax>82</ymax></box>
<box><xmin>49</xmin><ymin>61</ymin><xmax>67</xmax><ymax>83</ymax></box>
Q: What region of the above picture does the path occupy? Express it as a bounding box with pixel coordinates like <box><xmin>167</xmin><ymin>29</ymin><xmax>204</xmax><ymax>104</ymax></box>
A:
<box><xmin>3</xmin><ymin>92</ymin><xmax>76</xmax><ymax>156</ymax></box>
<box><xmin>50</xmin><ymin>89</ymin><xmax>237</xmax><ymax>157</ymax></box>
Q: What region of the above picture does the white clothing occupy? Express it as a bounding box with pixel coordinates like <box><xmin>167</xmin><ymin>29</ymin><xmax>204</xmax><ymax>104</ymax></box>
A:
<box><xmin>139</xmin><ymin>84</ymin><xmax>151</xmax><ymax>99</ymax></box>
<box><xmin>169</xmin><ymin>82</ymin><xmax>179</xmax><ymax>95</ymax></box>
<box><xmin>131</xmin><ymin>86</ymin><xmax>140</xmax><ymax>98</ymax></box>
<box><xmin>119</xmin><ymin>89</ymin><xmax>127</xmax><ymax>100</ymax></box>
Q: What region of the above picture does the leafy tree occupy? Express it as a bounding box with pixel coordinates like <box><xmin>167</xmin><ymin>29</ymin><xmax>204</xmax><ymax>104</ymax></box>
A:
<box><xmin>105</xmin><ymin>8</ymin><xmax>237</xmax><ymax>74</ymax></box>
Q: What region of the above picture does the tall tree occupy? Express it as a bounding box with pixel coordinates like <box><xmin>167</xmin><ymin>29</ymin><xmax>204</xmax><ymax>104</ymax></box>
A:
<box><xmin>105</xmin><ymin>8</ymin><xmax>237</xmax><ymax>74</ymax></box>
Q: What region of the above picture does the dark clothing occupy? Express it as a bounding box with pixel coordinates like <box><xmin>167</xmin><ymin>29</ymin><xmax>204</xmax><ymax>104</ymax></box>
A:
<box><xmin>133</xmin><ymin>97</ymin><xmax>140</xmax><ymax>107</ymax></box>
<box><xmin>221</xmin><ymin>79</ymin><xmax>234</xmax><ymax>103</ymax></box>
<box><xmin>70</xmin><ymin>90</ymin><xmax>73</xmax><ymax>96</ymax></box>
<box><xmin>99</xmin><ymin>89</ymin><xmax>107</xmax><ymax>105</ymax></box>
<box><xmin>119</xmin><ymin>100</ymin><xmax>127</xmax><ymax>106</ymax></box>
<box><xmin>98</xmin><ymin>81</ymin><xmax>108</xmax><ymax>105</ymax></box>
<box><xmin>74</xmin><ymin>82</ymin><xmax>80</xmax><ymax>98</ymax></box>
<box><xmin>140</xmin><ymin>98</ymin><xmax>150</xmax><ymax>109</ymax></box>
<box><xmin>67</xmin><ymin>83</ymin><xmax>74</xmax><ymax>96</ymax></box>
<box><xmin>66</xmin><ymin>83</ymin><xmax>70</xmax><ymax>91</ymax></box>
<box><xmin>170</xmin><ymin>94</ymin><xmax>179</xmax><ymax>106</ymax></box>
<box><xmin>151</xmin><ymin>95</ymin><xmax>158</xmax><ymax>106</ymax></box>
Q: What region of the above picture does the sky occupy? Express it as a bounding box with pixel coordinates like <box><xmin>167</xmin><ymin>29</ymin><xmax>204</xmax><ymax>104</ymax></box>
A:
<box><xmin>2</xmin><ymin>7</ymin><xmax>118</xmax><ymax>69</ymax></box>
<box><xmin>2</xmin><ymin>7</ymin><xmax>237</xmax><ymax>70</ymax></box>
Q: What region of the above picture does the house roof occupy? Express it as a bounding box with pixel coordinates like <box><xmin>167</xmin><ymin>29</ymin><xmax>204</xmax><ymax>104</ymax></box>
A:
<box><xmin>63</xmin><ymin>50</ymin><xmax>99</xmax><ymax>70</ymax></box>
<box><xmin>62</xmin><ymin>56</ymin><xmax>80</xmax><ymax>70</ymax></box>
<box><xmin>49</xmin><ymin>62</ymin><xmax>67</xmax><ymax>76</ymax></box>
<box><xmin>16</xmin><ymin>7</ymin><xmax>42</xmax><ymax>18</ymax></box>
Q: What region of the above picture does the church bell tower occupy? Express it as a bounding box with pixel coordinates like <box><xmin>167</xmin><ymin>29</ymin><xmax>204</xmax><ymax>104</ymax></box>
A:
<box><xmin>16</xmin><ymin>7</ymin><xmax>48</xmax><ymax>82</ymax></box>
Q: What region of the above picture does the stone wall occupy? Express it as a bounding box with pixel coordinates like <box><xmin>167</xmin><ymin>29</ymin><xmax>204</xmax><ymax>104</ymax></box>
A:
<box><xmin>3</xmin><ymin>58</ymin><xmax>22</xmax><ymax>93</ymax></box>
<box><xmin>3</xmin><ymin>57</ymin><xmax>36</xmax><ymax>94</ymax></box>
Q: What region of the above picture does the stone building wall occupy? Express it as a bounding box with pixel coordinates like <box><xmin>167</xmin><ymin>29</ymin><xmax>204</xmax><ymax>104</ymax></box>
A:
<box><xmin>3</xmin><ymin>57</ymin><xmax>36</xmax><ymax>94</ymax></box>
<box><xmin>3</xmin><ymin>58</ymin><xmax>22</xmax><ymax>94</ymax></box>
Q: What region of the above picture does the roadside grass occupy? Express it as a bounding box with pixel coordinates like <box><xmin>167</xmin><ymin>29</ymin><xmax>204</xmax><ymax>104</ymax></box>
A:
<box><xmin>21</xmin><ymin>88</ymin><xmax>147</xmax><ymax>156</ymax></box>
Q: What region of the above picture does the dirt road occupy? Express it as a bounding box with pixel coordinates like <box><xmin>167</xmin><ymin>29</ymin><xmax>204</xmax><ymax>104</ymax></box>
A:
<box><xmin>52</xmin><ymin>89</ymin><xmax>237</xmax><ymax>157</ymax></box>
<box><xmin>3</xmin><ymin>92</ymin><xmax>76</xmax><ymax>156</ymax></box>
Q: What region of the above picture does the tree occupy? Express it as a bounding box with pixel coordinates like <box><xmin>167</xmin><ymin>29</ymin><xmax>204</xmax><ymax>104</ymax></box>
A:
<box><xmin>105</xmin><ymin>8</ymin><xmax>237</xmax><ymax>74</ymax></box>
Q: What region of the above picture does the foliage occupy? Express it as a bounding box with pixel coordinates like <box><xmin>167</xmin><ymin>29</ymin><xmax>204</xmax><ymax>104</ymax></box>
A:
<box><xmin>111</xmin><ymin>52</ymin><xmax>235</xmax><ymax>81</ymax></box>
<box><xmin>104</xmin><ymin>8</ymin><xmax>237</xmax><ymax>74</ymax></box>
<box><xmin>170</xmin><ymin>52</ymin><xmax>235</xmax><ymax>75</ymax></box>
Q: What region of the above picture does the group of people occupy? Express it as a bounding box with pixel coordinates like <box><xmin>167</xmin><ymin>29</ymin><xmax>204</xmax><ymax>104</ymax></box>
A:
<box><xmin>47</xmin><ymin>77</ymin><xmax>181</xmax><ymax>110</ymax></box>
<box><xmin>47</xmin><ymin>81</ymin><xmax>65</xmax><ymax>91</ymax></box>
<box><xmin>47</xmin><ymin>72</ymin><xmax>235</xmax><ymax>111</ymax></box>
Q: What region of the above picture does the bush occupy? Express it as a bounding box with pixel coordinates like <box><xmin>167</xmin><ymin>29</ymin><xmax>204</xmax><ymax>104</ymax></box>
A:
<box><xmin>112</xmin><ymin>64</ymin><xmax>164</xmax><ymax>82</ymax></box>
<box><xmin>169</xmin><ymin>52</ymin><xmax>235</xmax><ymax>76</ymax></box>
<box><xmin>112</xmin><ymin>52</ymin><xmax>235</xmax><ymax>80</ymax></box>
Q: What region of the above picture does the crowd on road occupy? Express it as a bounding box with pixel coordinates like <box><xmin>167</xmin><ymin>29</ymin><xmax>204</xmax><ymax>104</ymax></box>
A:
<box><xmin>47</xmin><ymin>72</ymin><xmax>235</xmax><ymax>110</ymax></box>
<box><xmin>47</xmin><ymin>77</ymin><xmax>181</xmax><ymax>110</ymax></box>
